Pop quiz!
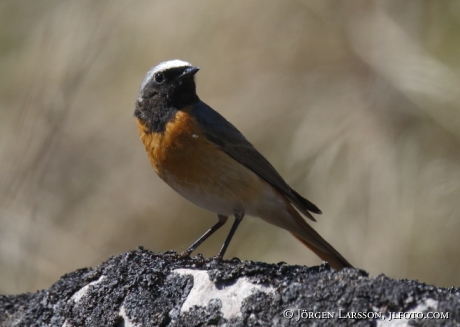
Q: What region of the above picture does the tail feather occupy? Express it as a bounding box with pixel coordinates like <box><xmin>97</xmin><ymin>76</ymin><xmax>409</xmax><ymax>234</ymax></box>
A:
<box><xmin>292</xmin><ymin>234</ymin><xmax>353</xmax><ymax>270</ymax></box>
<box><xmin>287</xmin><ymin>205</ymin><xmax>353</xmax><ymax>270</ymax></box>
<box><xmin>291</xmin><ymin>188</ymin><xmax>322</xmax><ymax>214</ymax></box>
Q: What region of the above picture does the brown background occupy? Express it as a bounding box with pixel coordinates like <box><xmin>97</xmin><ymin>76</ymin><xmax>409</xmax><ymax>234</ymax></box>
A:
<box><xmin>1</xmin><ymin>1</ymin><xmax>460</xmax><ymax>294</ymax></box>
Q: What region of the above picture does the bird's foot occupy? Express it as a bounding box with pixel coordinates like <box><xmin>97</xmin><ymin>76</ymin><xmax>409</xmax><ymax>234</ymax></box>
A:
<box><xmin>179</xmin><ymin>250</ymin><xmax>192</xmax><ymax>258</ymax></box>
<box><xmin>211</xmin><ymin>254</ymin><xmax>224</xmax><ymax>261</ymax></box>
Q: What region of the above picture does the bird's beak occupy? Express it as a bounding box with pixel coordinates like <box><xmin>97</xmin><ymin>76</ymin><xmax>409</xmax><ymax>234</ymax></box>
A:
<box><xmin>178</xmin><ymin>66</ymin><xmax>200</xmax><ymax>79</ymax></box>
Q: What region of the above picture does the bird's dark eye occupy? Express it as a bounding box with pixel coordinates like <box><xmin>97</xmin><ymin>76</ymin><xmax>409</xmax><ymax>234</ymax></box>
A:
<box><xmin>154</xmin><ymin>73</ymin><xmax>165</xmax><ymax>84</ymax></box>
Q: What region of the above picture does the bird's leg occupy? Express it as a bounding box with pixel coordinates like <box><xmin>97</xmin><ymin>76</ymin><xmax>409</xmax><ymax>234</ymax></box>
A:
<box><xmin>216</xmin><ymin>210</ymin><xmax>244</xmax><ymax>259</ymax></box>
<box><xmin>181</xmin><ymin>214</ymin><xmax>228</xmax><ymax>257</ymax></box>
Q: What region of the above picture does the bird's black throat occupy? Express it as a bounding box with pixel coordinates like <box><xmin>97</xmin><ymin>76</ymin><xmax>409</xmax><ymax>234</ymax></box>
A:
<box><xmin>134</xmin><ymin>75</ymin><xmax>199</xmax><ymax>133</ymax></box>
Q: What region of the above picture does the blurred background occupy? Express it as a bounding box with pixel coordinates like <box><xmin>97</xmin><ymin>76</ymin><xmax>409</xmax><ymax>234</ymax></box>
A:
<box><xmin>1</xmin><ymin>0</ymin><xmax>460</xmax><ymax>294</ymax></box>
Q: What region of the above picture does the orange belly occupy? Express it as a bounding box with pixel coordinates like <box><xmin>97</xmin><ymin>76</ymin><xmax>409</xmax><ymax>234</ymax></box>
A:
<box><xmin>137</xmin><ymin>107</ymin><xmax>275</xmax><ymax>215</ymax></box>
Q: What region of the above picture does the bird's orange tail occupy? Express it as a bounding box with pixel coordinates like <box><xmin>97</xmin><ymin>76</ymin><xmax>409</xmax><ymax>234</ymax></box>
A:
<box><xmin>287</xmin><ymin>205</ymin><xmax>353</xmax><ymax>270</ymax></box>
<box><xmin>291</xmin><ymin>234</ymin><xmax>353</xmax><ymax>270</ymax></box>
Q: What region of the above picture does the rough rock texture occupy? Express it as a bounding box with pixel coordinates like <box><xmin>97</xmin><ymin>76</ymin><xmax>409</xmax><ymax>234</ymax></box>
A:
<box><xmin>1</xmin><ymin>248</ymin><xmax>459</xmax><ymax>327</ymax></box>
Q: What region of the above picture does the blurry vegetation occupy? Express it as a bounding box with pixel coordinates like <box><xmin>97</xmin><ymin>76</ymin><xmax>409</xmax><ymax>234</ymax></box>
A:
<box><xmin>1</xmin><ymin>1</ymin><xmax>460</xmax><ymax>294</ymax></box>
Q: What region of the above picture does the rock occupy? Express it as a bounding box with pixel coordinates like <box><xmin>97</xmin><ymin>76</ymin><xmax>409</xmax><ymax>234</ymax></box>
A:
<box><xmin>1</xmin><ymin>248</ymin><xmax>458</xmax><ymax>326</ymax></box>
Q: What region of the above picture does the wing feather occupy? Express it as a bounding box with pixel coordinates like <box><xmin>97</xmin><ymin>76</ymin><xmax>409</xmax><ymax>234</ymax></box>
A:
<box><xmin>192</xmin><ymin>101</ymin><xmax>321</xmax><ymax>220</ymax></box>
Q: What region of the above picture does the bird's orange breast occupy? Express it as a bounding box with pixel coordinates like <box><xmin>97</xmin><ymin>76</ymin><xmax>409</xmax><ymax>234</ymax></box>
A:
<box><xmin>137</xmin><ymin>106</ymin><xmax>205</xmax><ymax>181</ymax></box>
<box><xmin>137</xmin><ymin>106</ymin><xmax>271</xmax><ymax>215</ymax></box>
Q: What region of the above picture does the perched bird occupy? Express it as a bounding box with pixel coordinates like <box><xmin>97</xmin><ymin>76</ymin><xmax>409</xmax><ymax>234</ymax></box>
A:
<box><xmin>134</xmin><ymin>59</ymin><xmax>353</xmax><ymax>270</ymax></box>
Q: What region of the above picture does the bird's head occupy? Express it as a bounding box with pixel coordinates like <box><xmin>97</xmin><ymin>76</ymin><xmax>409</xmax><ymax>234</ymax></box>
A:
<box><xmin>135</xmin><ymin>60</ymin><xmax>200</xmax><ymax>116</ymax></box>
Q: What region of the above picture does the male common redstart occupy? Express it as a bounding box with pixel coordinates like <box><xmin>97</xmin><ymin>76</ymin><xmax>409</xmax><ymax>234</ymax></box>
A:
<box><xmin>134</xmin><ymin>59</ymin><xmax>353</xmax><ymax>270</ymax></box>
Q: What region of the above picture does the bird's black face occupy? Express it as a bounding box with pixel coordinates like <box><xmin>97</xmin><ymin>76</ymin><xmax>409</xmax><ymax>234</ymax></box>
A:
<box><xmin>134</xmin><ymin>60</ymin><xmax>200</xmax><ymax>133</ymax></box>
<box><xmin>141</xmin><ymin>66</ymin><xmax>199</xmax><ymax>102</ymax></box>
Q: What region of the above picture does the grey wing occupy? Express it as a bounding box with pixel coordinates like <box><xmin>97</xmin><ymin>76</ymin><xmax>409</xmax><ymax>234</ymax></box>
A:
<box><xmin>192</xmin><ymin>101</ymin><xmax>321</xmax><ymax>220</ymax></box>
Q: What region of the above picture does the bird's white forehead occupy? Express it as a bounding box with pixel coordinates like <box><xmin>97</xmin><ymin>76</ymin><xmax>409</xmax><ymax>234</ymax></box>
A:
<box><xmin>140</xmin><ymin>59</ymin><xmax>192</xmax><ymax>91</ymax></box>
<box><xmin>153</xmin><ymin>59</ymin><xmax>192</xmax><ymax>73</ymax></box>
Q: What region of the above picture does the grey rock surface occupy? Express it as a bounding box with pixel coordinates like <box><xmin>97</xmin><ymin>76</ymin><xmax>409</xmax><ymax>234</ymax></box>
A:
<box><xmin>1</xmin><ymin>248</ymin><xmax>459</xmax><ymax>327</ymax></box>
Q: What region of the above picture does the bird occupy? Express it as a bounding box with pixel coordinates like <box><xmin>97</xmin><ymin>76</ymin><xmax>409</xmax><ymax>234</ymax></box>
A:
<box><xmin>134</xmin><ymin>59</ymin><xmax>353</xmax><ymax>270</ymax></box>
